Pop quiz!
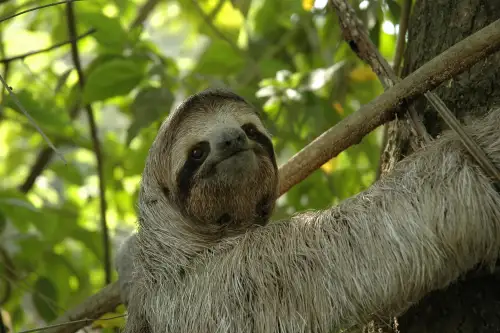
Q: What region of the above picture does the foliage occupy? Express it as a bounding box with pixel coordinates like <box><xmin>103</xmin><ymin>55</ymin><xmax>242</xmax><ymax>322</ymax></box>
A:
<box><xmin>0</xmin><ymin>0</ymin><xmax>401</xmax><ymax>330</ymax></box>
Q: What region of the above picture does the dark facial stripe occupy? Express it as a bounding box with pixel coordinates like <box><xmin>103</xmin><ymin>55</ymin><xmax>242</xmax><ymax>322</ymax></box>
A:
<box><xmin>255</xmin><ymin>194</ymin><xmax>273</xmax><ymax>225</ymax></box>
<box><xmin>253</xmin><ymin>131</ymin><xmax>276</xmax><ymax>168</ymax></box>
<box><xmin>216</xmin><ymin>213</ymin><xmax>232</xmax><ymax>225</ymax></box>
<box><xmin>176</xmin><ymin>141</ymin><xmax>210</xmax><ymax>204</ymax></box>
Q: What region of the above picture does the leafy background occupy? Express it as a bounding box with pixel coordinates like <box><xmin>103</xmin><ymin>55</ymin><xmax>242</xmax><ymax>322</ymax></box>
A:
<box><xmin>0</xmin><ymin>0</ymin><xmax>401</xmax><ymax>331</ymax></box>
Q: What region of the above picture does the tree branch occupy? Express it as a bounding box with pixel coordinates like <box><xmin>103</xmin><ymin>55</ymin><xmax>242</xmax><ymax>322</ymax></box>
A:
<box><xmin>65</xmin><ymin>2</ymin><xmax>111</xmax><ymax>285</ymax></box>
<box><xmin>279</xmin><ymin>16</ymin><xmax>500</xmax><ymax>195</ymax></box>
<box><xmin>392</xmin><ymin>0</ymin><xmax>412</xmax><ymax>76</ymax></box>
<box><xmin>376</xmin><ymin>0</ymin><xmax>413</xmax><ymax>180</ymax></box>
<box><xmin>0</xmin><ymin>29</ymin><xmax>96</xmax><ymax>64</ymax></box>
<box><xmin>41</xmin><ymin>17</ymin><xmax>500</xmax><ymax>333</ymax></box>
<box><xmin>45</xmin><ymin>282</ymin><xmax>121</xmax><ymax>333</ymax></box>
<box><xmin>329</xmin><ymin>0</ymin><xmax>430</xmax><ymax>142</ymax></box>
<box><xmin>329</xmin><ymin>0</ymin><xmax>500</xmax><ymax>184</ymax></box>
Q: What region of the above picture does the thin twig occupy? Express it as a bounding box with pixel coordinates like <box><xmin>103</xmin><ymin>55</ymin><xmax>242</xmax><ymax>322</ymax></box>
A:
<box><xmin>329</xmin><ymin>0</ymin><xmax>431</xmax><ymax>142</ymax></box>
<box><xmin>0</xmin><ymin>33</ymin><xmax>8</xmax><ymax>122</ymax></box>
<box><xmin>278</xmin><ymin>16</ymin><xmax>500</xmax><ymax>195</ymax></box>
<box><xmin>424</xmin><ymin>91</ymin><xmax>500</xmax><ymax>181</ymax></box>
<box><xmin>0</xmin><ymin>28</ymin><xmax>96</xmax><ymax>64</ymax></box>
<box><xmin>39</xmin><ymin>19</ymin><xmax>500</xmax><ymax>333</ymax></box>
<box><xmin>207</xmin><ymin>0</ymin><xmax>225</xmax><ymax>20</ymax></box>
<box><xmin>0</xmin><ymin>73</ymin><xmax>66</xmax><ymax>162</ymax></box>
<box><xmin>0</xmin><ymin>0</ymin><xmax>83</xmax><ymax>23</ymax></box>
<box><xmin>65</xmin><ymin>1</ymin><xmax>111</xmax><ymax>285</ymax></box>
<box><xmin>392</xmin><ymin>0</ymin><xmax>412</xmax><ymax>75</ymax></box>
<box><xmin>18</xmin><ymin>0</ymin><xmax>160</xmax><ymax>194</ymax></box>
<box><xmin>329</xmin><ymin>0</ymin><xmax>500</xmax><ymax>184</ymax></box>
<box><xmin>19</xmin><ymin>314</ymin><xmax>126</xmax><ymax>333</ymax></box>
<box><xmin>129</xmin><ymin>0</ymin><xmax>160</xmax><ymax>30</ymax></box>
<box><xmin>44</xmin><ymin>282</ymin><xmax>122</xmax><ymax>333</ymax></box>
<box><xmin>189</xmin><ymin>0</ymin><xmax>242</xmax><ymax>56</ymax></box>
<box><xmin>376</xmin><ymin>0</ymin><xmax>413</xmax><ymax>180</ymax></box>
<box><xmin>189</xmin><ymin>0</ymin><xmax>261</xmax><ymax>77</ymax></box>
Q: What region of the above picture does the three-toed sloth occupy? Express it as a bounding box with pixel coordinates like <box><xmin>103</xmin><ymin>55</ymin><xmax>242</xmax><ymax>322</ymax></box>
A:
<box><xmin>117</xmin><ymin>89</ymin><xmax>500</xmax><ymax>333</ymax></box>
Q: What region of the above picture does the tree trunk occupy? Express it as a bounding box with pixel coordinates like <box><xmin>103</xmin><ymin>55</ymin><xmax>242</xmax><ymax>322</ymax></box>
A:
<box><xmin>384</xmin><ymin>0</ymin><xmax>500</xmax><ymax>331</ymax></box>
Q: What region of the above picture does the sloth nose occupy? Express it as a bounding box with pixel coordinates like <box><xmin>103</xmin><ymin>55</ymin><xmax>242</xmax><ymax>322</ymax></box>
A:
<box><xmin>216</xmin><ymin>128</ymin><xmax>247</xmax><ymax>153</ymax></box>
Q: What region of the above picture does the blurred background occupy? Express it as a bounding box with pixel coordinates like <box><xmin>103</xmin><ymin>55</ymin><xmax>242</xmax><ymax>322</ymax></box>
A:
<box><xmin>0</xmin><ymin>0</ymin><xmax>402</xmax><ymax>330</ymax></box>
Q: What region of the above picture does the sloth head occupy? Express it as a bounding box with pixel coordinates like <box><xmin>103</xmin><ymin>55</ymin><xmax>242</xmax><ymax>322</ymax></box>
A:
<box><xmin>139</xmin><ymin>89</ymin><xmax>279</xmax><ymax>237</ymax></box>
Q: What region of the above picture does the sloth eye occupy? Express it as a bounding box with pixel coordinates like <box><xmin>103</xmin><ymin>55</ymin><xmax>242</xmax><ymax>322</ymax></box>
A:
<box><xmin>189</xmin><ymin>142</ymin><xmax>209</xmax><ymax>161</ymax></box>
<box><xmin>242</xmin><ymin>123</ymin><xmax>258</xmax><ymax>140</ymax></box>
<box><xmin>190</xmin><ymin>148</ymin><xmax>204</xmax><ymax>160</ymax></box>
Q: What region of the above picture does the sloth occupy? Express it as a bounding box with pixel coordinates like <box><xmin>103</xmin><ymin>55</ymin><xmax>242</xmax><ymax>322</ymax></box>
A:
<box><xmin>121</xmin><ymin>104</ymin><xmax>500</xmax><ymax>333</ymax></box>
<box><xmin>119</xmin><ymin>88</ymin><xmax>279</xmax><ymax>332</ymax></box>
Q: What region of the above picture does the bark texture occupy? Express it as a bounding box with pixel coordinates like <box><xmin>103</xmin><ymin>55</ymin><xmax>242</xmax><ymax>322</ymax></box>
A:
<box><xmin>388</xmin><ymin>0</ymin><xmax>500</xmax><ymax>331</ymax></box>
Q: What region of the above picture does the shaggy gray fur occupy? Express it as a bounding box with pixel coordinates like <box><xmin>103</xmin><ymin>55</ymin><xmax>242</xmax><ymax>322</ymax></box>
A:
<box><xmin>115</xmin><ymin>233</ymin><xmax>137</xmax><ymax>306</ymax></box>
<box><xmin>121</xmin><ymin>88</ymin><xmax>279</xmax><ymax>332</ymax></box>
<box><xmin>123</xmin><ymin>107</ymin><xmax>500</xmax><ymax>333</ymax></box>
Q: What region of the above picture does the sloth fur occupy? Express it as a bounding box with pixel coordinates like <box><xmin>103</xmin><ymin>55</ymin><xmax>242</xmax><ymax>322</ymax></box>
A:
<box><xmin>123</xmin><ymin>91</ymin><xmax>500</xmax><ymax>332</ymax></box>
<box><xmin>121</xmin><ymin>89</ymin><xmax>280</xmax><ymax>332</ymax></box>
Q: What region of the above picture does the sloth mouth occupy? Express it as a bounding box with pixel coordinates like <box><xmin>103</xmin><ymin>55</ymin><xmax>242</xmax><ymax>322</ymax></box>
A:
<box><xmin>203</xmin><ymin>149</ymin><xmax>253</xmax><ymax>178</ymax></box>
<box><xmin>218</xmin><ymin>148</ymin><xmax>250</xmax><ymax>163</ymax></box>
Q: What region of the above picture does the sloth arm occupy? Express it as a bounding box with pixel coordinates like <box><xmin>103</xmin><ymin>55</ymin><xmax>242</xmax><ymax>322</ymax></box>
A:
<box><xmin>159</xmin><ymin>112</ymin><xmax>500</xmax><ymax>332</ymax></box>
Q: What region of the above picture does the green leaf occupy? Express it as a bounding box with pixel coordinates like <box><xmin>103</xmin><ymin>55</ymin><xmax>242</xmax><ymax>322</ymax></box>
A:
<box><xmin>3</xmin><ymin>89</ymin><xmax>71</xmax><ymax>135</ymax></box>
<box><xmin>369</xmin><ymin>19</ymin><xmax>381</xmax><ymax>48</ymax></box>
<box><xmin>70</xmin><ymin>229</ymin><xmax>103</xmax><ymax>261</ymax></box>
<box><xmin>0</xmin><ymin>210</ymin><xmax>6</xmax><ymax>234</ymax></box>
<box><xmin>65</xmin><ymin>54</ymin><xmax>126</xmax><ymax>109</ymax></box>
<box><xmin>126</xmin><ymin>86</ymin><xmax>174</xmax><ymax>144</ymax></box>
<box><xmin>386</xmin><ymin>0</ymin><xmax>402</xmax><ymax>22</ymax></box>
<box><xmin>230</xmin><ymin>0</ymin><xmax>252</xmax><ymax>16</ymax></box>
<box><xmin>193</xmin><ymin>40</ymin><xmax>246</xmax><ymax>76</ymax></box>
<box><xmin>50</xmin><ymin>8</ymin><xmax>68</xmax><ymax>43</ymax></box>
<box><xmin>54</xmin><ymin>69</ymin><xmax>73</xmax><ymax>95</ymax></box>
<box><xmin>15</xmin><ymin>235</ymin><xmax>47</xmax><ymax>269</ymax></box>
<box><xmin>50</xmin><ymin>161</ymin><xmax>86</xmax><ymax>186</ymax></box>
<box><xmin>83</xmin><ymin>59</ymin><xmax>145</xmax><ymax>103</ymax></box>
<box><xmin>33</xmin><ymin>276</ymin><xmax>59</xmax><ymax>322</ymax></box>
<box><xmin>77</xmin><ymin>11</ymin><xmax>129</xmax><ymax>51</ymax></box>
<box><xmin>0</xmin><ymin>191</ymin><xmax>39</xmax><ymax>232</ymax></box>
<box><xmin>41</xmin><ymin>252</ymin><xmax>79</xmax><ymax>306</ymax></box>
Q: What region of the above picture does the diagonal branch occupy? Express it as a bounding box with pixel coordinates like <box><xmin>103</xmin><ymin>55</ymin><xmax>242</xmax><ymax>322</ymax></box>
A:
<box><xmin>0</xmin><ymin>28</ymin><xmax>96</xmax><ymax>64</ymax></box>
<box><xmin>65</xmin><ymin>2</ymin><xmax>111</xmax><ymax>285</ymax></box>
<box><xmin>278</xmin><ymin>16</ymin><xmax>500</xmax><ymax>195</ymax></box>
<box><xmin>328</xmin><ymin>0</ymin><xmax>500</xmax><ymax>183</ymax></box>
<box><xmin>328</xmin><ymin>0</ymin><xmax>430</xmax><ymax>142</ymax></box>
<box><xmin>46</xmin><ymin>282</ymin><xmax>121</xmax><ymax>333</ymax></box>
<box><xmin>42</xmin><ymin>17</ymin><xmax>500</xmax><ymax>333</ymax></box>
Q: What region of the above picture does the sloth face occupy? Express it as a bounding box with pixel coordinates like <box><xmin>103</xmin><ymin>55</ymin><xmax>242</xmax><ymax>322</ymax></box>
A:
<box><xmin>153</xmin><ymin>89</ymin><xmax>279</xmax><ymax>236</ymax></box>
